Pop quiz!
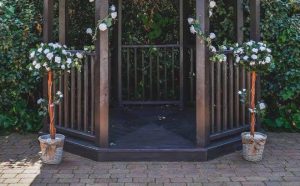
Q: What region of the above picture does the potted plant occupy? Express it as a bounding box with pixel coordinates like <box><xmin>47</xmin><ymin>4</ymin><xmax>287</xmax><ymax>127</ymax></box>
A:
<box><xmin>29</xmin><ymin>43</ymin><xmax>83</xmax><ymax>164</ymax></box>
<box><xmin>232</xmin><ymin>40</ymin><xmax>272</xmax><ymax>162</ymax></box>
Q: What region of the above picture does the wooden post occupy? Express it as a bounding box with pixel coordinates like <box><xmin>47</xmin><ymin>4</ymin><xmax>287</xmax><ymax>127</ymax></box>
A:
<box><xmin>196</xmin><ymin>0</ymin><xmax>210</xmax><ymax>147</ymax></box>
<box><xmin>42</xmin><ymin>0</ymin><xmax>53</xmax><ymax>132</ymax></box>
<box><xmin>117</xmin><ymin>0</ymin><xmax>123</xmax><ymax>106</ymax></box>
<box><xmin>179</xmin><ymin>0</ymin><xmax>184</xmax><ymax>107</ymax></box>
<box><xmin>95</xmin><ymin>0</ymin><xmax>109</xmax><ymax>148</ymax></box>
<box><xmin>250</xmin><ymin>0</ymin><xmax>261</xmax><ymax>129</ymax></box>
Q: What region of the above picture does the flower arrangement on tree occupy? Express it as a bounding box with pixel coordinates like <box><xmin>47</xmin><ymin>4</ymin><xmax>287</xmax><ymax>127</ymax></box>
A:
<box><xmin>232</xmin><ymin>40</ymin><xmax>272</xmax><ymax>137</ymax></box>
<box><xmin>28</xmin><ymin>43</ymin><xmax>83</xmax><ymax>139</ymax></box>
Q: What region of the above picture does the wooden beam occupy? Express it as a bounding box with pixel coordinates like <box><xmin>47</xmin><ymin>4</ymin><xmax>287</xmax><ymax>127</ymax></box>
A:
<box><xmin>42</xmin><ymin>0</ymin><xmax>53</xmax><ymax>132</ymax></box>
<box><xmin>236</xmin><ymin>0</ymin><xmax>244</xmax><ymax>43</ymax></box>
<box><xmin>95</xmin><ymin>0</ymin><xmax>109</xmax><ymax>148</ymax></box>
<box><xmin>117</xmin><ymin>0</ymin><xmax>123</xmax><ymax>106</ymax></box>
<box><xmin>250</xmin><ymin>0</ymin><xmax>261</xmax><ymax>129</ymax></box>
<box><xmin>196</xmin><ymin>0</ymin><xmax>210</xmax><ymax>147</ymax></box>
<box><xmin>59</xmin><ymin>0</ymin><xmax>68</xmax><ymax>44</ymax></box>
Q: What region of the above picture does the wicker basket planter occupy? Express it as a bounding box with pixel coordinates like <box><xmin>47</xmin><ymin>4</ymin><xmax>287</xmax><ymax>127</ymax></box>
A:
<box><xmin>38</xmin><ymin>134</ymin><xmax>65</xmax><ymax>164</ymax></box>
<box><xmin>241</xmin><ymin>132</ymin><xmax>267</xmax><ymax>162</ymax></box>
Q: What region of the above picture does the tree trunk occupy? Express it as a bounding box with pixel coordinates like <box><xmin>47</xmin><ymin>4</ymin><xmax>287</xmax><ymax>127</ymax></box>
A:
<box><xmin>48</xmin><ymin>71</ymin><xmax>56</xmax><ymax>139</ymax></box>
<box><xmin>250</xmin><ymin>71</ymin><xmax>256</xmax><ymax>137</ymax></box>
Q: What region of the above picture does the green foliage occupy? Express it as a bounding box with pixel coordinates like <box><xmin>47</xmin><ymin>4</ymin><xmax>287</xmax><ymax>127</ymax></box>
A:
<box><xmin>0</xmin><ymin>0</ymin><xmax>43</xmax><ymax>133</ymax></box>
<box><xmin>261</xmin><ymin>0</ymin><xmax>300</xmax><ymax>130</ymax></box>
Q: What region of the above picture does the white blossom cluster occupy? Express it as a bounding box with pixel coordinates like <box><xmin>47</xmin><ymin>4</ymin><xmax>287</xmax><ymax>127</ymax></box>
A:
<box><xmin>36</xmin><ymin>91</ymin><xmax>64</xmax><ymax>116</ymax></box>
<box><xmin>87</xmin><ymin>4</ymin><xmax>117</xmax><ymax>41</ymax></box>
<box><xmin>232</xmin><ymin>41</ymin><xmax>272</xmax><ymax>71</ymax></box>
<box><xmin>28</xmin><ymin>43</ymin><xmax>83</xmax><ymax>74</ymax></box>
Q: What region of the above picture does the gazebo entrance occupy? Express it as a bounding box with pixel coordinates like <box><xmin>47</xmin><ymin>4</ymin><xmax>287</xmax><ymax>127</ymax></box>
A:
<box><xmin>42</xmin><ymin>0</ymin><xmax>261</xmax><ymax>161</ymax></box>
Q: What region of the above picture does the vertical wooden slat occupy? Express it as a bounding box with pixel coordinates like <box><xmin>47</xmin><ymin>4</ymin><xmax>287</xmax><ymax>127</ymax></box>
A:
<box><xmin>190</xmin><ymin>48</ymin><xmax>194</xmax><ymax>101</ymax></box>
<box><xmin>90</xmin><ymin>56</ymin><xmax>95</xmax><ymax>134</ymax></box>
<box><xmin>172</xmin><ymin>48</ymin><xmax>175</xmax><ymax>95</ymax></box>
<box><xmin>53</xmin><ymin>73</ymin><xmax>57</xmax><ymax>125</ymax></box>
<box><xmin>164</xmin><ymin>48</ymin><xmax>168</xmax><ymax>99</ymax></box>
<box><xmin>42</xmin><ymin>0</ymin><xmax>53</xmax><ymax>131</ymax></box>
<box><xmin>150</xmin><ymin>54</ymin><xmax>153</xmax><ymax>99</ymax></box>
<box><xmin>223</xmin><ymin>60</ymin><xmax>228</xmax><ymax>130</ymax></box>
<box><xmin>196</xmin><ymin>0</ymin><xmax>210</xmax><ymax>147</ymax></box>
<box><xmin>83</xmin><ymin>59</ymin><xmax>89</xmax><ymax>132</ymax></box>
<box><xmin>210</xmin><ymin>62</ymin><xmax>215</xmax><ymax>133</ymax></box>
<box><xmin>229</xmin><ymin>56</ymin><xmax>234</xmax><ymax>129</ymax></box>
<box><xmin>77</xmin><ymin>65</ymin><xmax>82</xmax><ymax>130</ymax></box>
<box><xmin>117</xmin><ymin>0</ymin><xmax>123</xmax><ymax>105</ymax></box>
<box><xmin>134</xmin><ymin>48</ymin><xmax>137</xmax><ymax>98</ymax></box>
<box><xmin>240</xmin><ymin>68</ymin><xmax>246</xmax><ymax>125</ymax></box>
<box><xmin>157</xmin><ymin>54</ymin><xmax>160</xmax><ymax>99</ymax></box>
<box><xmin>70</xmin><ymin>68</ymin><xmax>75</xmax><ymax>129</ymax></box>
<box><xmin>127</xmin><ymin>48</ymin><xmax>130</xmax><ymax>99</ymax></box>
<box><xmin>63</xmin><ymin>74</ymin><xmax>69</xmax><ymax>128</ymax></box>
<box><xmin>95</xmin><ymin>0</ymin><xmax>109</xmax><ymax>147</ymax></box>
<box><xmin>179</xmin><ymin>0</ymin><xmax>184</xmax><ymax>106</ymax></box>
<box><xmin>235</xmin><ymin>66</ymin><xmax>240</xmax><ymax>127</ymax></box>
<box><xmin>142</xmin><ymin>50</ymin><xmax>145</xmax><ymax>99</ymax></box>
<box><xmin>216</xmin><ymin>62</ymin><xmax>222</xmax><ymax>132</ymax></box>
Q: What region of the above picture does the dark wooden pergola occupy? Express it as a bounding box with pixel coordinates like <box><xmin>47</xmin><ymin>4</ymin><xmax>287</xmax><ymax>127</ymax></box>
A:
<box><xmin>42</xmin><ymin>0</ymin><xmax>260</xmax><ymax>161</ymax></box>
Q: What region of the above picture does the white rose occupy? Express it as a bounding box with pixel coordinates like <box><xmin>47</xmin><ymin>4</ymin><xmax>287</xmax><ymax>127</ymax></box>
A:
<box><xmin>187</xmin><ymin>18</ymin><xmax>194</xmax><ymax>25</ymax></box>
<box><xmin>76</xmin><ymin>52</ymin><xmax>83</xmax><ymax>59</ymax></box>
<box><xmin>32</xmin><ymin>60</ymin><xmax>37</xmax><ymax>65</ymax></box>
<box><xmin>111</xmin><ymin>12</ymin><xmax>117</xmax><ymax>19</ymax></box>
<box><xmin>190</xmin><ymin>25</ymin><xmax>196</xmax><ymax>34</ymax></box>
<box><xmin>62</xmin><ymin>50</ymin><xmax>67</xmax><ymax>55</ymax></box>
<box><xmin>236</xmin><ymin>56</ymin><xmax>240</xmax><ymax>63</ymax></box>
<box><xmin>44</xmin><ymin>49</ymin><xmax>50</xmax><ymax>54</ymax></box>
<box><xmin>55</xmin><ymin>56</ymin><xmax>61</xmax><ymax>63</ymax></box>
<box><xmin>209</xmin><ymin>33</ymin><xmax>216</xmax><ymax>39</ymax></box>
<box><xmin>209</xmin><ymin>1</ymin><xmax>216</xmax><ymax>8</ymax></box>
<box><xmin>30</xmin><ymin>51</ymin><xmax>35</xmax><ymax>59</ymax></box>
<box><xmin>37</xmin><ymin>98</ymin><xmax>45</xmax><ymax>104</ymax></box>
<box><xmin>110</xmin><ymin>5</ymin><xmax>116</xmax><ymax>12</ymax></box>
<box><xmin>38</xmin><ymin>48</ymin><xmax>43</xmax><ymax>53</ymax></box>
<box><xmin>251</xmin><ymin>54</ymin><xmax>258</xmax><ymax>60</ymax></box>
<box><xmin>209</xmin><ymin>10</ymin><xmax>213</xmax><ymax>17</ymax></box>
<box><xmin>46</xmin><ymin>53</ymin><xmax>54</xmax><ymax>60</ymax></box>
<box><xmin>67</xmin><ymin>58</ymin><xmax>72</xmax><ymax>64</ymax></box>
<box><xmin>209</xmin><ymin>46</ymin><xmax>216</xmax><ymax>53</ymax></box>
<box><xmin>61</xmin><ymin>64</ymin><xmax>66</xmax><ymax>70</ymax></box>
<box><xmin>243</xmin><ymin>56</ymin><xmax>249</xmax><ymax>61</ymax></box>
<box><xmin>259</xmin><ymin>102</ymin><xmax>266</xmax><ymax>110</ymax></box>
<box><xmin>35</xmin><ymin>63</ymin><xmax>41</xmax><ymax>69</ymax></box>
<box><xmin>252</xmin><ymin>48</ymin><xmax>258</xmax><ymax>53</ymax></box>
<box><xmin>99</xmin><ymin>23</ymin><xmax>108</xmax><ymax>31</ymax></box>
<box><xmin>89</xmin><ymin>0</ymin><xmax>94</xmax><ymax>2</ymax></box>
<box><xmin>259</xmin><ymin>46</ymin><xmax>266</xmax><ymax>51</ymax></box>
<box><xmin>265</xmin><ymin>56</ymin><xmax>271</xmax><ymax>63</ymax></box>
<box><xmin>267</xmin><ymin>48</ymin><xmax>271</xmax><ymax>53</ymax></box>
<box><xmin>220</xmin><ymin>45</ymin><xmax>227</xmax><ymax>50</ymax></box>
<box><xmin>238</xmin><ymin>91</ymin><xmax>242</xmax><ymax>95</ymax></box>
<box><xmin>86</xmin><ymin>28</ymin><xmax>93</xmax><ymax>34</ymax></box>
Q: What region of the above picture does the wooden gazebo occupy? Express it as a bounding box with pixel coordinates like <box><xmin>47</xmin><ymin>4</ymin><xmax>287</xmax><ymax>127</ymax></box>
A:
<box><xmin>42</xmin><ymin>0</ymin><xmax>261</xmax><ymax>161</ymax></box>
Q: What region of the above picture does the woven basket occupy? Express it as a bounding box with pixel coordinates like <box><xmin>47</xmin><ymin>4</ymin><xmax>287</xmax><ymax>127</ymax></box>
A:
<box><xmin>241</xmin><ymin>132</ymin><xmax>267</xmax><ymax>162</ymax></box>
<box><xmin>38</xmin><ymin>134</ymin><xmax>65</xmax><ymax>164</ymax></box>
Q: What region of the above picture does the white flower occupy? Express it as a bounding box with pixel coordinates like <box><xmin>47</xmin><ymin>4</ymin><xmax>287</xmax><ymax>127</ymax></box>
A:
<box><xmin>61</xmin><ymin>64</ymin><xmax>66</xmax><ymax>70</ymax></box>
<box><xmin>89</xmin><ymin>0</ymin><xmax>94</xmax><ymax>2</ymax></box>
<box><xmin>86</xmin><ymin>28</ymin><xmax>93</xmax><ymax>35</ymax></box>
<box><xmin>243</xmin><ymin>56</ymin><xmax>249</xmax><ymax>61</ymax></box>
<box><xmin>209</xmin><ymin>33</ymin><xmax>216</xmax><ymax>39</ymax></box>
<box><xmin>37</xmin><ymin>48</ymin><xmax>43</xmax><ymax>53</ymax></box>
<box><xmin>251</xmin><ymin>54</ymin><xmax>258</xmax><ymax>60</ymax></box>
<box><xmin>46</xmin><ymin>53</ymin><xmax>54</xmax><ymax>60</ymax></box>
<box><xmin>259</xmin><ymin>46</ymin><xmax>266</xmax><ymax>51</ymax></box>
<box><xmin>99</xmin><ymin>23</ymin><xmax>108</xmax><ymax>31</ymax></box>
<box><xmin>62</xmin><ymin>50</ymin><xmax>67</xmax><ymax>55</ymax></box>
<box><xmin>44</xmin><ymin>49</ymin><xmax>50</xmax><ymax>54</ymax></box>
<box><xmin>76</xmin><ymin>52</ymin><xmax>83</xmax><ymax>59</ymax></box>
<box><xmin>209</xmin><ymin>46</ymin><xmax>216</xmax><ymax>53</ymax></box>
<box><xmin>46</xmin><ymin>67</ymin><xmax>51</xmax><ymax>71</ymax></box>
<box><xmin>30</xmin><ymin>51</ymin><xmax>35</xmax><ymax>59</ymax></box>
<box><xmin>243</xmin><ymin>89</ymin><xmax>246</xmax><ymax>92</ymax></box>
<box><xmin>29</xmin><ymin>66</ymin><xmax>33</xmax><ymax>71</ymax></box>
<box><xmin>259</xmin><ymin>102</ymin><xmax>266</xmax><ymax>110</ymax></box>
<box><xmin>220</xmin><ymin>45</ymin><xmax>227</xmax><ymax>50</ymax></box>
<box><xmin>54</xmin><ymin>56</ymin><xmax>61</xmax><ymax>63</ymax></box>
<box><xmin>246</xmin><ymin>41</ymin><xmax>254</xmax><ymax>46</ymax></box>
<box><xmin>209</xmin><ymin>10</ymin><xmax>213</xmax><ymax>17</ymax></box>
<box><xmin>67</xmin><ymin>58</ymin><xmax>72</xmax><ymax>64</ymax></box>
<box><xmin>267</xmin><ymin>48</ymin><xmax>272</xmax><ymax>53</ymax></box>
<box><xmin>250</xmin><ymin>61</ymin><xmax>256</xmax><ymax>66</ymax></box>
<box><xmin>187</xmin><ymin>18</ymin><xmax>194</xmax><ymax>25</ymax></box>
<box><xmin>209</xmin><ymin>1</ymin><xmax>216</xmax><ymax>8</ymax></box>
<box><xmin>190</xmin><ymin>25</ymin><xmax>196</xmax><ymax>34</ymax></box>
<box><xmin>35</xmin><ymin>63</ymin><xmax>41</xmax><ymax>69</ymax></box>
<box><xmin>111</xmin><ymin>12</ymin><xmax>117</xmax><ymax>19</ymax></box>
<box><xmin>236</xmin><ymin>56</ymin><xmax>240</xmax><ymax>63</ymax></box>
<box><xmin>265</xmin><ymin>56</ymin><xmax>271</xmax><ymax>63</ymax></box>
<box><xmin>110</xmin><ymin>5</ymin><xmax>116</xmax><ymax>12</ymax></box>
<box><xmin>32</xmin><ymin>60</ymin><xmax>37</xmax><ymax>65</ymax></box>
<box><xmin>252</xmin><ymin>48</ymin><xmax>258</xmax><ymax>53</ymax></box>
<box><xmin>56</xmin><ymin>91</ymin><xmax>63</xmax><ymax>98</ymax></box>
<box><xmin>238</xmin><ymin>91</ymin><xmax>242</xmax><ymax>95</ymax></box>
<box><xmin>37</xmin><ymin>98</ymin><xmax>45</xmax><ymax>104</ymax></box>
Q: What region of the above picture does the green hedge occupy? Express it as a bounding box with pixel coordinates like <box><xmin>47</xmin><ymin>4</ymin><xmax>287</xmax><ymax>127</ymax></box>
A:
<box><xmin>261</xmin><ymin>0</ymin><xmax>300</xmax><ymax>131</ymax></box>
<box><xmin>0</xmin><ymin>0</ymin><xmax>43</xmax><ymax>133</ymax></box>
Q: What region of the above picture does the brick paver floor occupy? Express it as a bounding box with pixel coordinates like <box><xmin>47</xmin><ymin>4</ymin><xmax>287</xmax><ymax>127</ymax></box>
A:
<box><xmin>0</xmin><ymin>132</ymin><xmax>300</xmax><ymax>186</ymax></box>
